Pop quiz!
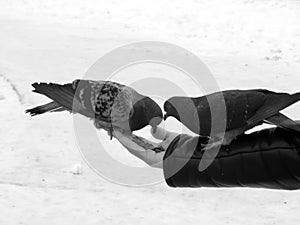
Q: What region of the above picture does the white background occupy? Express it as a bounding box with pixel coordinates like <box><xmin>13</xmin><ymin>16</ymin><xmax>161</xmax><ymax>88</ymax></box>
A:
<box><xmin>0</xmin><ymin>0</ymin><xmax>300</xmax><ymax>224</ymax></box>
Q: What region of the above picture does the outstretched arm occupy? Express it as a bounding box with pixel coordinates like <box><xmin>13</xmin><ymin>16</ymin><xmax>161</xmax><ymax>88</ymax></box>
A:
<box><xmin>115</xmin><ymin>124</ymin><xmax>300</xmax><ymax>189</ymax></box>
<box><xmin>114</xmin><ymin>127</ymin><xmax>179</xmax><ymax>168</ymax></box>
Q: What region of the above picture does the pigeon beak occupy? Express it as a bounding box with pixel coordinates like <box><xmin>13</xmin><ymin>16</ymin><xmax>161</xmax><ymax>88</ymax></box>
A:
<box><xmin>149</xmin><ymin>116</ymin><xmax>162</xmax><ymax>127</ymax></box>
<box><xmin>163</xmin><ymin>113</ymin><xmax>168</xmax><ymax>120</ymax></box>
<box><xmin>152</xmin><ymin>125</ymin><xmax>157</xmax><ymax>134</ymax></box>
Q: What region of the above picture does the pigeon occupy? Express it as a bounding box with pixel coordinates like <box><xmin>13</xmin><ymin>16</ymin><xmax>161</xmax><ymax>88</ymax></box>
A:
<box><xmin>164</xmin><ymin>89</ymin><xmax>300</xmax><ymax>147</ymax></box>
<box><xmin>26</xmin><ymin>79</ymin><xmax>163</xmax><ymax>139</ymax></box>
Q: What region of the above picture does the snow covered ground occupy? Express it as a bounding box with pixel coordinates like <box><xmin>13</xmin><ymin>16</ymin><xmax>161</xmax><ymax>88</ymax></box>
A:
<box><xmin>0</xmin><ymin>0</ymin><xmax>300</xmax><ymax>224</ymax></box>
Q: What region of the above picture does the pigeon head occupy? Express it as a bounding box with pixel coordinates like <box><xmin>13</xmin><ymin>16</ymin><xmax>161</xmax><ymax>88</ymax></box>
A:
<box><xmin>144</xmin><ymin>97</ymin><xmax>163</xmax><ymax>127</ymax></box>
<box><xmin>164</xmin><ymin>96</ymin><xmax>196</xmax><ymax>122</ymax></box>
<box><xmin>130</xmin><ymin>96</ymin><xmax>163</xmax><ymax>130</ymax></box>
<box><xmin>163</xmin><ymin>97</ymin><xmax>180</xmax><ymax>121</ymax></box>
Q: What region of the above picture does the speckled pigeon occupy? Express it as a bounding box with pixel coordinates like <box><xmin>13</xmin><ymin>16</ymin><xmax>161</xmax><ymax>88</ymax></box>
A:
<box><xmin>26</xmin><ymin>79</ymin><xmax>163</xmax><ymax>139</ymax></box>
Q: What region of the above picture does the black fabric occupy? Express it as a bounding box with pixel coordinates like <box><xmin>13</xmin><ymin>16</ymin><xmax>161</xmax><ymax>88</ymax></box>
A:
<box><xmin>163</xmin><ymin>128</ymin><xmax>300</xmax><ymax>190</ymax></box>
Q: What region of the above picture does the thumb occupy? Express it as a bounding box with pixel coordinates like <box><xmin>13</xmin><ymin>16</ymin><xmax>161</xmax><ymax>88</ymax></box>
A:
<box><xmin>151</xmin><ymin>126</ymin><xmax>168</xmax><ymax>140</ymax></box>
<box><xmin>151</xmin><ymin>127</ymin><xmax>179</xmax><ymax>150</ymax></box>
<box><xmin>151</xmin><ymin>127</ymin><xmax>178</xmax><ymax>141</ymax></box>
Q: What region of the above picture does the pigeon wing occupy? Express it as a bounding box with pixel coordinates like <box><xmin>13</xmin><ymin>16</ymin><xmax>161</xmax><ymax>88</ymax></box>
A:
<box><xmin>247</xmin><ymin>90</ymin><xmax>300</xmax><ymax>124</ymax></box>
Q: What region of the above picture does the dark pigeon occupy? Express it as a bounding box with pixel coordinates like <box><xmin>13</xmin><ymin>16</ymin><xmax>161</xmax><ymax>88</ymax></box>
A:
<box><xmin>164</xmin><ymin>89</ymin><xmax>300</xmax><ymax>145</ymax></box>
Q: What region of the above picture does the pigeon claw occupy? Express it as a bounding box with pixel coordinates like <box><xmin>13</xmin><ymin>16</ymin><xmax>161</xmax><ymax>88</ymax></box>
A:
<box><xmin>152</xmin><ymin>146</ymin><xmax>165</xmax><ymax>153</ymax></box>
<box><xmin>202</xmin><ymin>136</ymin><xmax>223</xmax><ymax>151</ymax></box>
<box><xmin>108</xmin><ymin>124</ymin><xmax>114</xmax><ymax>140</ymax></box>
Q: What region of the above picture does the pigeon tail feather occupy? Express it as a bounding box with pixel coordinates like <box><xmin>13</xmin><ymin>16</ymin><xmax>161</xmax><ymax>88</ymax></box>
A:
<box><xmin>292</xmin><ymin>92</ymin><xmax>300</xmax><ymax>100</ymax></box>
<box><xmin>28</xmin><ymin>82</ymin><xmax>76</xmax><ymax>114</ymax></box>
<box><xmin>25</xmin><ymin>101</ymin><xmax>66</xmax><ymax>116</ymax></box>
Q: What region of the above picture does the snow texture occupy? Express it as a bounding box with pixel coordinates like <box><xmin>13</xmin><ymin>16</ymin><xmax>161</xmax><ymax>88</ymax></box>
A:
<box><xmin>0</xmin><ymin>0</ymin><xmax>300</xmax><ymax>224</ymax></box>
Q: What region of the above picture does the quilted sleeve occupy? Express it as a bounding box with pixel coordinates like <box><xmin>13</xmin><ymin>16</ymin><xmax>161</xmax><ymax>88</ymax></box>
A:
<box><xmin>163</xmin><ymin>128</ymin><xmax>300</xmax><ymax>190</ymax></box>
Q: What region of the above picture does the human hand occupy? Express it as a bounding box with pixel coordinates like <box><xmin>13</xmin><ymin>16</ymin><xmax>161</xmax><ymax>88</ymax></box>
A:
<box><xmin>114</xmin><ymin>127</ymin><xmax>179</xmax><ymax>168</ymax></box>
<box><xmin>150</xmin><ymin>127</ymin><xmax>179</xmax><ymax>151</ymax></box>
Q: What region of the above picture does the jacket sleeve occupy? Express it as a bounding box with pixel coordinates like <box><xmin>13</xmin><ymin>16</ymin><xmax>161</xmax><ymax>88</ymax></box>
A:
<box><xmin>163</xmin><ymin>128</ymin><xmax>300</xmax><ymax>190</ymax></box>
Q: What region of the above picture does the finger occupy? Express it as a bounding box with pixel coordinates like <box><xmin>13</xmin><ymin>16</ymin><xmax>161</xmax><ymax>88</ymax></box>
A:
<box><xmin>151</xmin><ymin>126</ymin><xmax>179</xmax><ymax>141</ymax></box>
<box><xmin>151</xmin><ymin>126</ymin><xmax>168</xmax><ymax>140</ymax></box>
